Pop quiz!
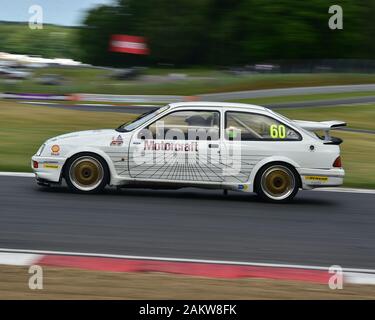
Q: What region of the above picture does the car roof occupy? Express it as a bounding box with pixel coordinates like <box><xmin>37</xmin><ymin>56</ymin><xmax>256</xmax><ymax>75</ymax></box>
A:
<box><xmin>169</xmin><ymin>101</ymin><xmax>267</xmax><ymax>112</ymax></box>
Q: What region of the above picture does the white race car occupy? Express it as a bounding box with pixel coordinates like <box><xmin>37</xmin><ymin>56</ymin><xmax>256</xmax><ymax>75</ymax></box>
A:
<box><xmin>31</xmin><ymin>102</ymin><xmax>345</xmax><ymax>202</ymax></box>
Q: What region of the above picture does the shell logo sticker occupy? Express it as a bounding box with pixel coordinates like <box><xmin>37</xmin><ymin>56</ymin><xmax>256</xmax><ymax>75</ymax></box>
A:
<box><xmin>51</xmin><ymin>145</ymin><xmax>60</xmax><ymax>155</ymax></box>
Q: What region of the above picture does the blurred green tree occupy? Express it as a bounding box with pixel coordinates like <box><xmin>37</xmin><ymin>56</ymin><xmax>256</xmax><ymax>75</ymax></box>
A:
<box><xmin>75</xmin><ymin>0</ymin><xmax>375</xmax><ymax>66</ymax></box>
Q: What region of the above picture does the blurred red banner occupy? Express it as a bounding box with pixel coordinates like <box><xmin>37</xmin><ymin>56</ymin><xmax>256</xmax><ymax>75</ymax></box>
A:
<box><xmin>109</xmin><ymin>34</ymin><xmax>149</xmax><ymax>55</ymax></box>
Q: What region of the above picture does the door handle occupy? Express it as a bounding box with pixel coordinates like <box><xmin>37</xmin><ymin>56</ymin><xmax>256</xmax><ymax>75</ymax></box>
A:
<box><xmin>208</xmin><ymin>143</ymin><xmax>219</xmax><ymax>148</ymax></box>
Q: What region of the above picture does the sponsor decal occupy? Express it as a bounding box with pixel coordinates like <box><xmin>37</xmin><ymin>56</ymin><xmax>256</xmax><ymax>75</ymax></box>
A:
<box><xmin>111</xmin><ymin>135</ymin><xmax>123</xmax><ymax>146</ymax></box>
<box><xmin>238</xmin><ymin>184</ymin><xmax>249</xmax><ymax>191</ymax></box>
<box><xmin>227</xmin><ymin>128</ymin><xmax>238</xmax><ymax>139</ymax></box>
<box><xmin>51</xmin><ymin>145</ymin><xmax>60</xmax><ymax>155</ymax></box>
<box><xmin>43</xmin><ymin>164</ymin><xmax>59</xmax><ymax>169</ymax></box>
<box><xmin>144</xmin><ymin>140</ymin><xmax>198</xmax><ymax>152</ymax></box>
<box><xmin>305</xmin><ymin>176</ymin><xmax>328</xmax><ymax>181</ymax></box>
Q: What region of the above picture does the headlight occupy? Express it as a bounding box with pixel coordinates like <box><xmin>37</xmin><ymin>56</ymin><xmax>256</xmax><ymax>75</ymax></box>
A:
<box><xmin>36</xmin><ymin>144</ymin><xmax>46</xmax><ymax>156</ymax></box>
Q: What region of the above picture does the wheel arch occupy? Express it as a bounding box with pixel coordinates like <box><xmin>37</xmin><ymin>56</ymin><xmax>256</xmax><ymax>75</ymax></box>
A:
<box><xmin>61</xmin><ymin>148</ymin><xmax>115</xmax><ymax>185</ymax></box>
<box><xmin>250</xmin><ymin>157</ymin><xmax>302</xmax><ymax>193</ymax></box>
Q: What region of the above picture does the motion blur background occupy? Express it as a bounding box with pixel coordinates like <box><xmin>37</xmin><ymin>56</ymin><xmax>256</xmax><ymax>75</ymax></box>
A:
<box><xmin>1</xmin><ymin>0</ymin><xmax>375</xmax><ymax>299</ymax></box>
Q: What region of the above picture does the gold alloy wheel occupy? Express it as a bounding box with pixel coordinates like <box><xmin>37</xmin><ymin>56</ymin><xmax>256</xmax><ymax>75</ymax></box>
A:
<box><xmin>260</xmin><ymin>165</ymin><xmax>296</xmax><ymax>201</ymax></box>
<box><xmin>69</xmin><ymin>156</ymin><xmax>104</xmax><ymax>191</ymax></box>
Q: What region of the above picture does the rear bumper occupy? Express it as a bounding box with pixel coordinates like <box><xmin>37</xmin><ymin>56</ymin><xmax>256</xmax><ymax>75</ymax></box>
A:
<box><xmin>31</xmin><ymin>155</ymin><xmax>65</xmax><ymax>183</ymax></box>
<box><xmin>297</xmin><ymin>167</ymin><xmax>345</xmax><ymax>189</ymax></box>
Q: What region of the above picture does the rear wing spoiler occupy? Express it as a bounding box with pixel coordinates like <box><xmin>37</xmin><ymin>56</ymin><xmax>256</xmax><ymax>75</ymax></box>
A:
<box><xmin>292</xmin><ymin>120</ymin><xmax>346</xmax><ymax>144</ymax></box>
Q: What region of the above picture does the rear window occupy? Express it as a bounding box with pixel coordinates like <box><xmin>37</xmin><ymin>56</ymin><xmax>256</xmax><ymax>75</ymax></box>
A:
<box><xmin>225</xmin><ymin>111</ymin><xmax>301</xmax><ymax>141</ymax></box>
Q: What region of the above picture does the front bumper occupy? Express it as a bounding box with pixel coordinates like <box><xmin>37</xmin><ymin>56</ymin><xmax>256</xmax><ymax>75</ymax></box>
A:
<box><xmin>31</xmin><ymin>155</ymin><xmax>66</xmax><ymax>183</ymax></box>
<box><xmin>297</xmin><ymin>167</ymin><xmax>345</xmax><ymax>189</ymax></box>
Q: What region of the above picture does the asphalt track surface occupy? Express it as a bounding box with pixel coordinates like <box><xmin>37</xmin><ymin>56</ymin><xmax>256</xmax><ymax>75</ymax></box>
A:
<box><xmin>22</xmin><ymin>95</ymin><xmax>375</xmax><ymax>114</ymax></box>
<box><xmin>1</xmin><ymin>176</ymin><xmax>375</xmax><ymax>269</ymax></box>
<box><xmin>199</xmin><ymin>84</ymin><xmax>375</xmax><ymax>100</ymax></box>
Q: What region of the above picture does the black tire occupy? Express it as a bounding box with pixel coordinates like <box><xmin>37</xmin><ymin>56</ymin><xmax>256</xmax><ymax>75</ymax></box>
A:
<box><xmin>255</xmin><ymin>163</ymin><xmax>299</xmax><ymax>203</ymax></box>
<box><xmin>64</xmin><ymin>153</ymin><xmax>109</xmax><ymax>194</ymax></box>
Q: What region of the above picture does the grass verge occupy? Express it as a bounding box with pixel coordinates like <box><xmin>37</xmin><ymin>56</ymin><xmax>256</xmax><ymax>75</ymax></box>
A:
<box><xmin>276</xmin><ymin>104</ymin><xmax>375</xmax><ymax>132</ymax></box>
<box><xmin>276</xmin><ymin>106</ymin><xmax>375</xmax><ymax>189</ymax></box>
<box><xmin>1</xmin><ymin>265</ymin><xmax>374</xmax><ymax>299</ymax></box>
<box><xmin>329</xmin><ymin>131</ymin><xmax>375</xmax><ymax>189</ymax></box>
<box><xmin>0</xmin><ymin>101</ymin><xmax>133</xmax><ymax>172</ymax></box>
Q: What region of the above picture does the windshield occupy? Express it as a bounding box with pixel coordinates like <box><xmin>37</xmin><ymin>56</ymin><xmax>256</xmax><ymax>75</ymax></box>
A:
<box><xmin>116</xmin><ymin>105</ymin><xmax>170</xmax><ymax>132</ymax></box>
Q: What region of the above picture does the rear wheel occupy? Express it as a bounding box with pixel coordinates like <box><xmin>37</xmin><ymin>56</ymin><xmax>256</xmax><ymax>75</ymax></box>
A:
<box><xmin>64</xmin><ymin>153</ymin><xmax>109</xmax><ymax>193</ymax></box>
<box><xmin>255</xmin><ymin>163</ymin><xmax>299</xmax><ymax>202</ymax></box>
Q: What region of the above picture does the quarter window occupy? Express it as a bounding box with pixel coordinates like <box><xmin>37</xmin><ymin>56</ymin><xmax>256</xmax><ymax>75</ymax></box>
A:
<box><xmin>225</xmin><ymin>112</ymin><xmax>301</xmax><ymax>141</ymax></box>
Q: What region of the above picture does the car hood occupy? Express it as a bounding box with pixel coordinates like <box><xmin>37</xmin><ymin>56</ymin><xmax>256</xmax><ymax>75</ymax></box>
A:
<box><xmin>47</xmin><ymin>129</ymin><xmax>119</xmax><ymax>143</ymax></box>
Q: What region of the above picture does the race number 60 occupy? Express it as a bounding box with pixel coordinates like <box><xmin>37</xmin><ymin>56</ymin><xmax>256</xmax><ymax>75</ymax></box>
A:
<box><xmin>270</xmin><ymin>124</ymin><xmax>286</xmax><ymax>139</ymax></box>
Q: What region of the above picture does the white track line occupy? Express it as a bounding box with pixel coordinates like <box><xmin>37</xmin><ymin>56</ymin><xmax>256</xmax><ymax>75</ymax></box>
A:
<box><xmin>77</xmin><ymin>104</ymin><xmax>158</xmax><ymax>107</ymax></box>
<box><xmin>312</xmin><ymin>187</ymin><xmax>375</xmax><ymax>195</ymax></box>
<box><xmin>0</xmin><ymin>248</ymin><xmax>375</xmax><ymax>274</ymax></box>
<box><xmin>345</xmin><ymin>272</ymin><xmax>375</xmax><ymax>285</ymax></box>
<box><xmin>0</xmin><ymin>172</ymin><xmax>374</xmax><ymax>194</ymax></box>
<box><xmin>0</xmin><ymin>252</ymin><xmax>41</xmax><ymax>266</ymax></box>
<box><xmin>0</xmin><ymin>172</ymin><xmax>34</xmax><ymax>178</ymax></box>
<box><xmin>78</xmin><ymin>103</ymin><xmax>115</xmax><ymax>107</ymax></box>
<box><xmin>20</xmin><ymin>101</ymin><xmax>58</xmax><ymax>105</ymax></box>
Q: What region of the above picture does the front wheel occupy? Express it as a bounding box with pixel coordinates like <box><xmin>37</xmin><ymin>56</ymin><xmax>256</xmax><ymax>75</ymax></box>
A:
<box><xmin>255</xmin><ymin>163</ymin><xmax>299</xmax><ymax>203</ymax></box>
<box><xmin>64</xmin><ymin>153</ymin><xmax>109</xmax><ymax>193</ymax></box>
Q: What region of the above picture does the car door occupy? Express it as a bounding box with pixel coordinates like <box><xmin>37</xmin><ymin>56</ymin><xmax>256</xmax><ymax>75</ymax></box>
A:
<box><xmin>221</xmin><ymin>111</ymin><xmax>302</xmax><ymax>184</ymax></box>
<box><xmin>128</xmin><ymin>109</ymin><xmax>223</xmax><ymax>183</ymax></box>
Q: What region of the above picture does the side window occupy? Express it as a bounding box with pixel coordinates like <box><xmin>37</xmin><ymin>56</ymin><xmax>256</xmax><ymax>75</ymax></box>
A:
<box><xmin>139</xmin><ymin>110</ymin><xmax>220</xmax><ymax>140</ymax></box>
<box><xmin>225</xmin><ymin>112</ymin><xmax>301</xmax><ymax>141</ymax></box>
